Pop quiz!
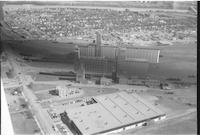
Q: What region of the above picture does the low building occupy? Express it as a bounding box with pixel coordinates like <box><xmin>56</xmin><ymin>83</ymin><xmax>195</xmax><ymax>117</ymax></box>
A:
<box><xmin>57</xmin><ymin>85</ymin><xmax>66</xmax><ymax>98</ymax></box>
<box><xmin>100</xmin><ymin>77</ymin><xmax>112</xmax><ymax>85</ymax></box>
<box><xmin>60</xmin><ymin>91</ymin><xmax>166</xmax><ymax>135</ymax></box>
<box><xmin>56</xmin><ymin>86</ymin><xmax>81</xmax><ymax>98</ymax></box>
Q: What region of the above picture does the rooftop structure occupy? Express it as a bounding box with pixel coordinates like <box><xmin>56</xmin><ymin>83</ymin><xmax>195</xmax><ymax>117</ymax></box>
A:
<box><xmin>62</xmin><ymin>91</ymin><xmax>165</xmax><ymax>135</ymax></box>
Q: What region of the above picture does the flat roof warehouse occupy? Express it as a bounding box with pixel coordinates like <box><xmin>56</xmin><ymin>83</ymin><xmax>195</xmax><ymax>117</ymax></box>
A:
<box><xmin>61</xmin><ymin>92</ymin><xmax>165</xmax><ymax>135</ymax></box>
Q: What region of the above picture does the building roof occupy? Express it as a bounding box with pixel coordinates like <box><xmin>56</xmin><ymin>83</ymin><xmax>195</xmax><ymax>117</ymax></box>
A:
<box><xmin>65</xmin><ymin>91</ymin><xmax>165</xmax><ymax>135</ymax></box>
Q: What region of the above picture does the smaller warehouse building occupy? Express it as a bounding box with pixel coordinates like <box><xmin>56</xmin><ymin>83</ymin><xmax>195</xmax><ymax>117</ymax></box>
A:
<box><xmin>60</xmin><ymin>91</ymin><xmax>166</xmax><ymax>135</ymax></box>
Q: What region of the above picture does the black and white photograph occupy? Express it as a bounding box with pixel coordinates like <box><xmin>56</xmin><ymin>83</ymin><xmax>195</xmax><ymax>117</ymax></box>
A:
<box><xmin>0</xmin><ymin>1</ymin><xmax>197</xmax><ymax>135</ymax></box>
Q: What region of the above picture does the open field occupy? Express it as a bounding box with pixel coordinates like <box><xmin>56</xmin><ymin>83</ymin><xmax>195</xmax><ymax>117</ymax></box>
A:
<box><xmin>174</xmin><ymin>85</ymin><xmax>196</xmax><ymax>106</ymax></box>
<box><xmin>10</xmin><ymin>111</ymin><xmax>41</xmax><ymax>135</ymax></box>
<box><xmin>28</xmin><ymin>83</ymin><xmax>56</xmax><ymax>92</ymax></box>
<box><xmin>148</xmin><ymin>85</ymin><xmax>196</xmax><ymax>111</ymax></box>
<box><xmin>120</xmin><ymin>84</ymin><xmax>196</xmax><ymax>134</ymax></box>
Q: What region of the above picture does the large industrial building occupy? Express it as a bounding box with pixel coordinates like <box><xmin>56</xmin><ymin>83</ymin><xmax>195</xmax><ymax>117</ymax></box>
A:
<box><xmin>79</xmin><ymin>45</ymin><xmax>160</xmax><ymax>63</ymax></box>
<box><xmin>60</xmin><ymin>91</ymin><xmax>166</xmax><ymax>135</ymax></box>
<box><xmin>75</xmin><ymin>32</ymin><xmax>161</xmax><ymax>84</ymax></box>
<box><xmin>78</xmin><ymin>32</ymin><xmax>160</xmax><ymax>63</ymax></box>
